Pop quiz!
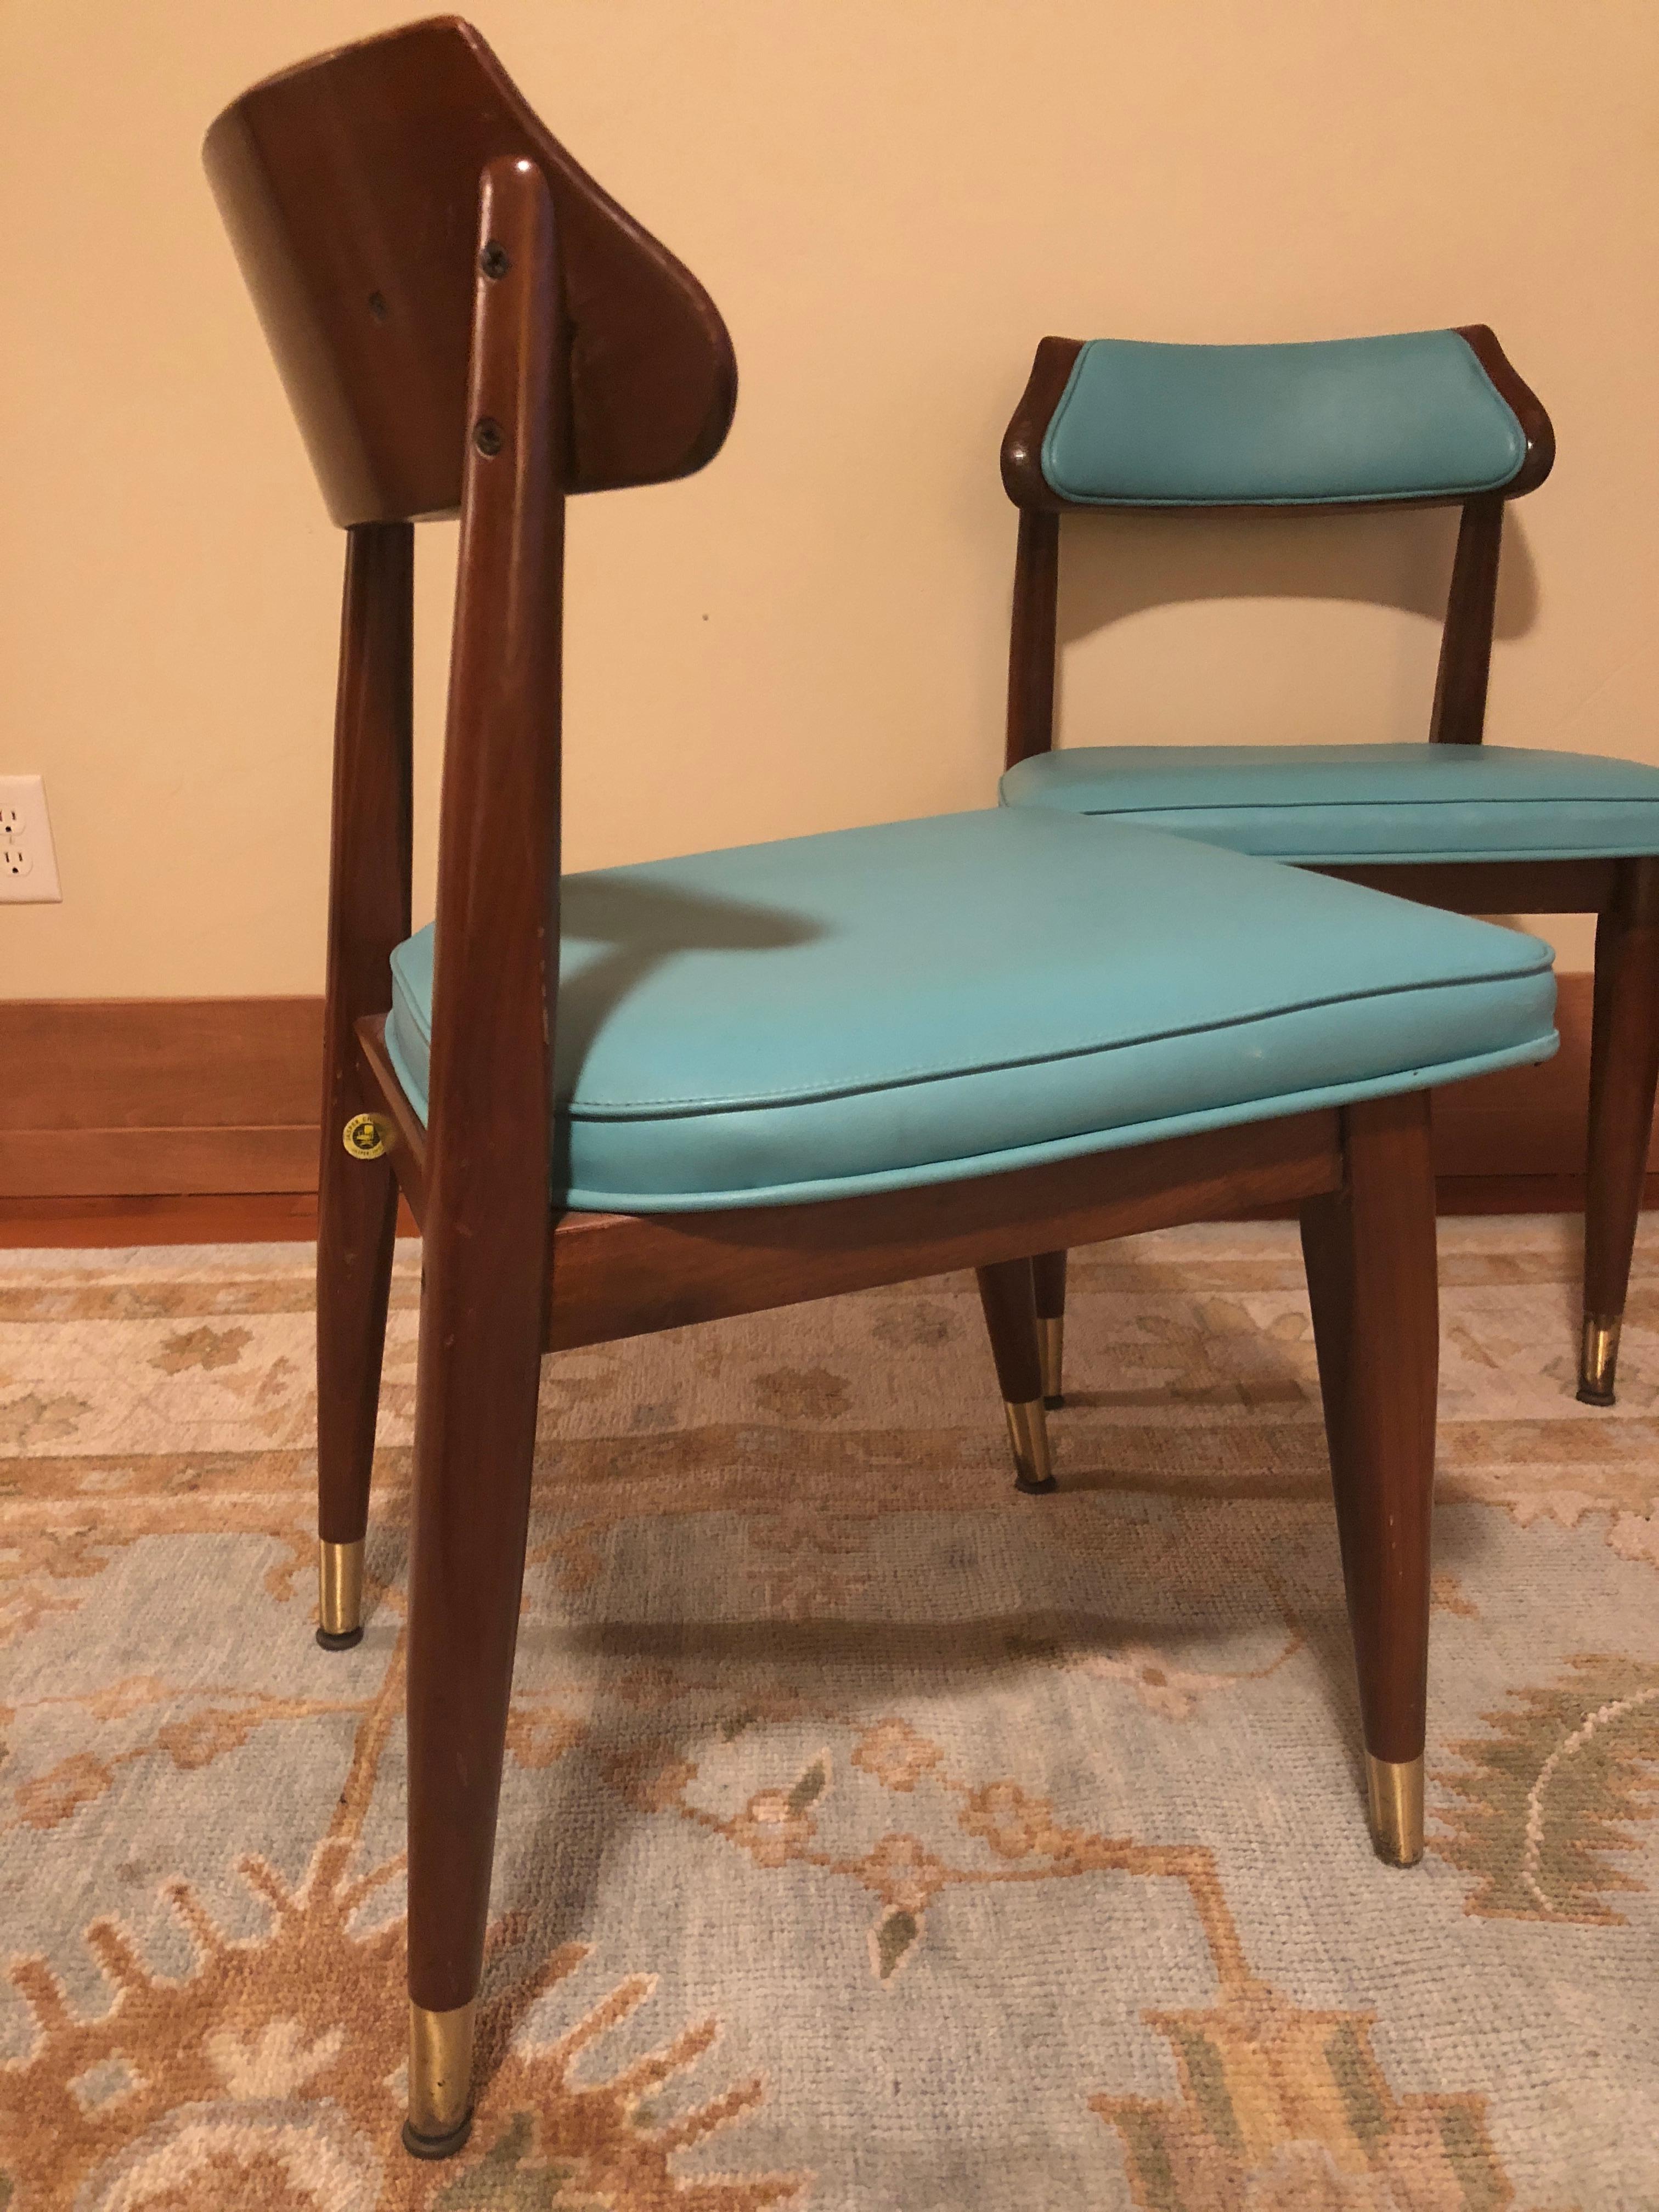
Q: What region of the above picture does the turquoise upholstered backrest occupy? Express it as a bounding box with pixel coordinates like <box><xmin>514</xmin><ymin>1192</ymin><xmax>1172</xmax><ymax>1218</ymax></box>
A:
<box><xmin>1040</xmin><ymin>331</ymin><xmax>1527</xmax><ymax>508</ymax></box>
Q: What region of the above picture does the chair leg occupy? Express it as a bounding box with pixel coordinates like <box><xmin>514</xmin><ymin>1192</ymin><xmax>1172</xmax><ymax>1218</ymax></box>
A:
<box><xmin>1580</xmin><ymin>857</ymin><xmax>1659</xmax><ymax>1406</ymax></box>
<box><xmin>1300</xmin><ymin>1092</ymin><xmax>1438</xmax><ymax>1867</ymax></box>
<box><xmin>1031</xmin><ymin>1249</ymin><xmax>1068</xmax><ymax>1410</ymax></box>
<box><xmin>314</xmin><ymin>1113</ymin><xmax>399</xmax><ymax>1650</ymax></box>
<box><xmin>312</xmin><ymin>518</ymin><xmax>413</xmax><ymax>1649</ymax></box>
<box><xmin>976</xmin><ymin>1259</ymin><xmax>1055</xmax><ymax>1493</ymax></box>
<box><xmin>402</xmin><ymin>1235</ymin><xmax>546</xmax><ymax>2158</ymax></box>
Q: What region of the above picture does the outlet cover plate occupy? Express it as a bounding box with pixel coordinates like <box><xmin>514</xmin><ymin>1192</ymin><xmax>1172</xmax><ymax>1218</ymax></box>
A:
<box><xmin>0</xmin><ymin>775</ymin><xmax>63</xmax><ymax>902</ymax></box>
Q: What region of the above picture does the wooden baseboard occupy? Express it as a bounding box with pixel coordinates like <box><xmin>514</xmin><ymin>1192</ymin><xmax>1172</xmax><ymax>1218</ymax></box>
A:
<box><xmin>0</xmin><ymin>975</ymin><xmax>1646</xmax><ymax>1212</ymax></box>
<box><xmin>0</xmin><ymin>1126</ymin><xmax>322</xmax><ymax>1197</ymax></box>
<box><xmin>0</xmin><ymin>1193</ymin><xmax>327</xmax><ymax>1244</ymax></box>
<box><xmin>1</xmin><ymin>998</ymin><xmax>323</xmax><ymax>1197</ymax></box>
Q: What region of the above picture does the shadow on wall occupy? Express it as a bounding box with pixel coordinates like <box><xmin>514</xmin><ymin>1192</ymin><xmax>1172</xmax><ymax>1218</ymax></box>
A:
<box><xmin>1051</xmin><ymin>500</ymin><xmax>1541</xmax><ymax>743</ymax></box>
<box><xmin>1058</xmin><ymin>500</ymin><xmax>1539</xmax><ymax>642</ymax></box>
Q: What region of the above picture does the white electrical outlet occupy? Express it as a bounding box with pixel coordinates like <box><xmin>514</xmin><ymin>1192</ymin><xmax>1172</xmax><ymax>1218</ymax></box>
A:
<box><xmin>0</xmin><ymin>776</ymin><xmax>63</xmax><ymax>903</ymax></box>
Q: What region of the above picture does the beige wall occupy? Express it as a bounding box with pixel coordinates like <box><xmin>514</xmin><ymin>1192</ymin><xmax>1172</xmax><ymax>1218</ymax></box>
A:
<box><xmin>4</xmin><ymin>0</ymin><xmax>1656</xmax><ymax>998</ymax></box>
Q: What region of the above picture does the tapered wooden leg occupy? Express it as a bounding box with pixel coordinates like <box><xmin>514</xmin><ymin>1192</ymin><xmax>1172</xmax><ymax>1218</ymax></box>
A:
<box><xmin>1031</xmin><ymin>1250</ymin><xmax>1068</xmax><ymax>1410</ymax></box>
<box><xmin>1580</xmin><ymin>857</ymin><xmax>1659</xmax><ymax>1406</ymax></box>
<box><xmin>315</xmin><ymin>1134</ymin><xmax>398</xmax><ymax>1649</ymax></box>
<box><xmin>315</xmin><ymin>521</ymin><xmax>413</xmax><ymax>1650</ymax></box>
<box><xmin>403</xmin><ymin>1238</ymin><xmax>546</xmax><ymax>2157</ymax></box>
<box><xmin>977</xmin><ymin>1258</ymin><xmax>1054</xmax><ymax>1493</ymax></box>
<box><xmin>1300</xmin><ymin>1092</ymin><xmax>1438</xmax><ymax>1867</ymax></box>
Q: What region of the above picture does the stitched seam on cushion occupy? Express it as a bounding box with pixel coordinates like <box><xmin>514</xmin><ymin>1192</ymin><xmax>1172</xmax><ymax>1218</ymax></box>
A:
<box><xmin>388</xmin><ymin>987</ymin><xmax>432</xmax><ymax>1062</ymax></box>
<box><xmin>1065</xmin><ymin>838</ymin><xmax>1659</xmax><ymax>866</ymax></box>
<box><xmin>1066</xmin><ymin>805</ymin><xmax>1659</xmax><ymax>822</ymax></box>
<box><xmin>558</xmin><ymin>962</ymin><xmax>1553</xmax><ymax>1119</ymax></box>
<box><xmin>395</xmin><ymin>944</ymin><xmax>1559</xmax><ymax>1102</ymax></box>
<box><xmin>1046</xmin><ymin>484</ymin><xmax>1526</xmax><ymax>510</ymax></box>
<box><xmin>1041</xmin><ymin>336</ymin><xmax>1525</xmax><ymax>506</ymax></box>
<box><xmin>557</xmin><ymin>1028</ymin><xmax>1560</xmax><ymax>1207</ymax></box>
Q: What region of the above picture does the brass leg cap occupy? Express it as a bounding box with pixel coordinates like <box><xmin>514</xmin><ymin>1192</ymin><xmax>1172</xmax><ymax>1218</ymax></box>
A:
<box><xmin>1365</xmin><ymin>1753</ymin><xmax>1424</xmax><ymax>1867</ymax></box>
<box><xmin>1005</xmin><ymin>1397</ymin><xmax>1057</xmax><ymax>1495</ymax></box>
<box><xmin>317</xmin><ymin>1538</ymin><xmax>365</xmax><ymax>1649</ymax></box>
<box><xmin>405</xmin><ymin>1999</ymin><xmax>476</xmax><ymax>2160</ymax></box>
<box><xmin>1038</xmin><ymin>1316</ymin><xmax>1065</xmax><ymax>1412</ymax></box>
<box><xmin>1577</xmin><ymin>1316</ymin><xmax>1621</xmax><ymax>1407</ymax></box>
<box><xmin>402</xmin><ymin>2112</ymin><xmax>473</xmax><ymax>2160</ymax></box>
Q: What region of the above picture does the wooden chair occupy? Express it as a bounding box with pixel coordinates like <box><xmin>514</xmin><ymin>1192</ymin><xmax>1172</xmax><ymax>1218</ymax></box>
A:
<box><xmin>206</xmin><ymin>21</ymin><xmax>1558</xmax><ymax>2158</ymax></box>
<box><xmin>998</xmin><ymin>331</ymin><xmax>1659</xmax><ymax>1410</ymax></box>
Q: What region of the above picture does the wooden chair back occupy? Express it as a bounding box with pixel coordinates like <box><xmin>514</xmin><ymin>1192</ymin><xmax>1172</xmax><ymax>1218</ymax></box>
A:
<box><xmin>204</xmin><ymin>13</ymin><xmax>736</xmax><ymax>524</ymax></box>
<box><xmin>204</xmin><ymin>16</ymin><xmax>740</xmax><ymax>1345</ymax></box>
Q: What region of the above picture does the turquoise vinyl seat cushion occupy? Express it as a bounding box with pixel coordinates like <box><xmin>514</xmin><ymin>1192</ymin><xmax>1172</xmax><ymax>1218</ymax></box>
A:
<box><xmin>999</xmin><ymin>745</ymin><xmax>1659</xmax><ymax>866</ymax></box>
<box><xmin>1041</xmin><ymin>331</ymin><xmax>1526</xmax><ymax>507</ymax></box>
<box><xmin>384</xmin><ymin>810</ymin><xmax>1555</xmax><ymax>1215</ymax></box>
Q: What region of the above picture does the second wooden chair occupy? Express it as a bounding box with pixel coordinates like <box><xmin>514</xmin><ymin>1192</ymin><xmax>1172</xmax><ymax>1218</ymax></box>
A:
<box><xmin>997</xmin><ymin>329</ymin><xmax>1659</xmax><ymax>1408</ymax></box>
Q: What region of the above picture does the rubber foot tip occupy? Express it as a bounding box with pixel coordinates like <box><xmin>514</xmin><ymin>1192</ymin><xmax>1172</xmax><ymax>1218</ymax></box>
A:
<box><xmin>315</xmin><ymin>1624</ymin><xmax>364</xmax><ymax>1652</ymax></box>
<box><xmin>1576</xmin><ymin>1382</ymin><xmax>1616</xmax><ymax>1408</ymax></box>
<box><xmin>1015</xmin><ymin>1473</ymin><xmax>1058</xmax><ymax>1496</ymax></box>
<box><xmin>1042</xmin><ymin>1393</ymin><xmax>1064</xmax><ymax>1412</ymax></box>
<box><xmin>402</xmin><ymin>2112</ymin><xmax>473</xmax><ymax>2161</ymax></box>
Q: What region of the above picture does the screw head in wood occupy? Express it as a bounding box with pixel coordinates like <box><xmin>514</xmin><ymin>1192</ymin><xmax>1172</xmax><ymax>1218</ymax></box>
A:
<box><xmin>342</xmin><ymin>1113</ymin><xmax>388</xmax><ymax>1161</ymax></box>
<box><xmin>479</xmin><ymin>241</ymin><xmax>511</xmax><ymax>280</ymax></box>
<box><xmin>473</xmin><ymin>417</ymin><xmax>505</xmax><ymax>458</ymax></box>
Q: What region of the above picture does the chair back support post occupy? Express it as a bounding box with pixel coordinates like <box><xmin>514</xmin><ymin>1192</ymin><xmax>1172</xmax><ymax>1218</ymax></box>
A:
<box><xmin>1005</xmin><ymin>509</ymin><xmax>1060</xmax><ymax>769</ymax></box>
<box><xmin>404</xmin><ymin>155</ymin><xmax>568</xmax><ymax>2015</ymax></box>
<box><xmin>323</xmin><ymin>523</ymin><xmax>416</xmax><ymax>1107</ymax></box>
<box><xmin>1427</xmin><ymin>493</ymin><xmax>1504</xmax><ymax>746</ymax></box>
<box><xmin>424</xmin><ymin>156</ymin><xmax>567</xmax><ymax>1293</ymax></box>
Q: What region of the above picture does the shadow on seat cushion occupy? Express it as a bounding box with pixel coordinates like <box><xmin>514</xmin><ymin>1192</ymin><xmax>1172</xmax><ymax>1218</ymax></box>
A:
<box><xmin>1000</xmin><ymin>744</ymin><xmax>1659</xmax><ymax>865</ymax></box>
<box><xmin>385</xmin><ymin>810</ymin><xmax>1556</xmax><ymax>1212</ymax></box>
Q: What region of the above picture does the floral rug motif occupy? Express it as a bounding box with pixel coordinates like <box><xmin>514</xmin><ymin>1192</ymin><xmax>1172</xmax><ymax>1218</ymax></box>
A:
<box><xmin>2</xmin><ymin>1218</ymin><xmax>1657</xmax><ymax>2208</ymax></box>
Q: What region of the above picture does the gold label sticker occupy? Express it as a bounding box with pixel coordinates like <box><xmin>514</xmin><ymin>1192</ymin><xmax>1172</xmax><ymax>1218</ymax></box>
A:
<box><xmin>342</xmin><ymin>1113</ymin><xmax>388</xmax><ymax>1161</ymax></box>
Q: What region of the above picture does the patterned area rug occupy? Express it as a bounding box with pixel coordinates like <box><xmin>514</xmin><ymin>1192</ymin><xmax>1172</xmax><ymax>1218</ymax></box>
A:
<box><xmin>3</xmin><ymin>1219</ymin><xmax>1658</xmax><ymax>2210</ymax></box>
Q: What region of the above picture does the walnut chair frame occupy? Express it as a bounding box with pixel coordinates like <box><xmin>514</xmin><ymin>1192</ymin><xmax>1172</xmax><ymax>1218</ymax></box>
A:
<box><xmin>210</xmin><ymin>20</ymin><xmax>1444</xmax><ymax>2158</ymax></box>
<box><xmin>1003</xmin><ymin>334</ymin><xmax>1659</xmax><ymax>1411</ymax></box>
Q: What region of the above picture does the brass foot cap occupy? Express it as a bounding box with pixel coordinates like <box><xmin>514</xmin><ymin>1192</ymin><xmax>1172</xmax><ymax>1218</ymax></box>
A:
<box><xmin>1577</xmin><ymin>1317</ymin><xmax>1621</xmax><ymax>1408</ymax></box>
<box><xmin>408</xmin><ymin>1997</ymin><xmax>476</xmax><ymax>2158</ymax></box>
<box><xmin>318</xmin><ymin>1538</ymin><xmax>365</xmax><ymax>1645</ymax></box>
<box><xmin>402</xmin><ymin>2112</ymin><xmax>473</xmax><ymax>2160</ymax></box>
<box><xmin>1365</xmin><ymin>1752</ymin><xmax>1424</xmax><ymax>1868</ymax></box>
<box><xmin>1005</xmin><ymin>1397</ymin><xmax>1056</xmax><ymax>1496</ymax></box>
